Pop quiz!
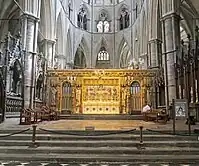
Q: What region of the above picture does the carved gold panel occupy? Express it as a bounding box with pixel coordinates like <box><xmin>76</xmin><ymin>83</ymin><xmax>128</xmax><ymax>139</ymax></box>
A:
<box><xmin>47</xmin><ymin>69</ymin><xmax>156</xmax><ymax>114</ymax></box>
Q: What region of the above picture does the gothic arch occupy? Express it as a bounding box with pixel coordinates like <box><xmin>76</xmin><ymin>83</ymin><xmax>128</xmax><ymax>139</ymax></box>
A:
<box><xmin>74</xmin><ymin>46</ymin><xmax>87</xmax><ymax>69</ymax></box>
<box><xmin>94</xmin><ymin>37</ymin><xmax>110</xmax><ymax>61</ymax></box>
<box><xmin>0</xmin><ymin>1</ymin><xmax>17</xmax><ymax>39</ymax></box>
<box><xmin>74</xmin><ymin>37</ymin><xmax>88</xmax><ymax>69</ymax></box>
<box><xmin>95</xmin><ymin>37</ymin><xmax>110</xmax><ymax>68</ymax></box>
<box><xmin>180</xmin><ymin>3</ymin><xmax>197</xmax><ymax>37</ymax></box>
<box><xmin>79</xmin><ymin>37</ymin><xmax>89</xmax><ymax>59</ymax></box>
<box><xmin>118</xmin><ymin>38</ymin><xmax>131</xmax><ymax>68</ymax></box>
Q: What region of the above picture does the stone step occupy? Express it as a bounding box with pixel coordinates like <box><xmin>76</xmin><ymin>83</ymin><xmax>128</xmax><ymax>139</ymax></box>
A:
<box><xmin>0</xmin><ymin>129</ymin><xmax>197</xmax><ymax>136</ymax></box>
<box><xmin>0</xmin><ymin>133</ymin><xmax>197</xmax><ymax>141</ymax></box>
<box><xmin>0</xmin><ymin>146</ymin><xmax>199</xmax><ymax>155</ymax></box>
<box><xmin>0</xmin><ymin>153</ymin><xmax>199</xmax><ymax>162</ymax></box>
<box><xmin>59</xmin><ymin>114</ymin><xmax>143</xmax><ymax>120</ymax></box>
<box><xmin>0</xmin><ymin>140</ymin><xmax>198</xmax><ymax>147</ymax></box>
<box><xmin>0</xmin><ymin>161</ymin><xmax>198</xmax><ymax>166</ymax></box>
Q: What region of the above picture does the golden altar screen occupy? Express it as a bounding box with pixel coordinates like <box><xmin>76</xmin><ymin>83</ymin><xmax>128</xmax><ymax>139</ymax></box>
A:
<box><xmin>47</xmin><ymin>69</ymin><xmax>155</xmax><ymax>114</ymax></box>
<box><xmin>82</xmin><ymin>79</ymin><xmax>120</xmax><ymax>114</ymax></box>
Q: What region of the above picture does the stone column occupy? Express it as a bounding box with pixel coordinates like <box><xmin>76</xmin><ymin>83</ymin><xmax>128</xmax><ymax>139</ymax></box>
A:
<box><xmin>148</xmin><ymin>39</ymin><xmax>162</xmax><ymax>68</ymax></box>
<box><xmin>161</xmin><ymin>0</ymin><xmax>181</xmax><ymax>107</ymax></box>
<box><xmin>20</xmin><ymin>0</ymin><xmax>41</xmax><ymax>108</ymax></box>
<box><xmin>42</xmin><ymin>39</ymin><xmax>56</xmax><ymax>69</ymax></box>
<box><xmin>40</xmin><ymin>39</ymin><xmax>55</xmax><ymax>104</ymax></box>
<box><xmin>148</xmin><ymin>39</ymin><xmax>162</xmax><ymax>107</ymax></box>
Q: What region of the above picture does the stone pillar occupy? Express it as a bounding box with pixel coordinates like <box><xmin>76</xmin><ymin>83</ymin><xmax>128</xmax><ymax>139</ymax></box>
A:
<box><xmin>148</xmin><ymin>39</ymin><xmax>162</xmax><ymax>68</ymax></box>
<box><xmin>148</xmin><ymin>39</ymin><xmax>162</xmax><ymax>107</ymax></box>
<box><xmin>40</xmin><ymin>39</ymin><xmax>55</xmax><ymax>104</ymax></box>
<box><xmin>42</xmin><ymin>39</ymin><xmax>56</xmax><ymax>69</ymax></box>
<box><xmin>20</xmin><ymin>0</ymin><xmax>41</xmax><ymax>108</ymax></box>
<box><xmin>161</xmin><ymin>0</ymin><xmax>181</xmax><ymax>106</ymax></box>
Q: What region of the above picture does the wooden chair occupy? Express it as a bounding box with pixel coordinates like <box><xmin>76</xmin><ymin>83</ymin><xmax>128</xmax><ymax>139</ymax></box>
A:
<box><xmin>20</xmin><ymin>109</ymin><xmax>31</xmax><ymax>125</ymax></box>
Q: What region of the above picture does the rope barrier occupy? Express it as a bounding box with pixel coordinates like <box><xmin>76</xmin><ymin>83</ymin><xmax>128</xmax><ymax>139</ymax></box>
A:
<box><xmin>146</xmin><ymin>128</ymin><xmax>199</xmax><ymax>137</ymax></box>
<box><xmin>39</xmin><ymin>128</ymin><xmax>136</xmax><ymax>136</ymax></box>
<box><xmin>0</xmin><ymin>128</ymin><xmax>30</xmax><ymax>138</ymax></box>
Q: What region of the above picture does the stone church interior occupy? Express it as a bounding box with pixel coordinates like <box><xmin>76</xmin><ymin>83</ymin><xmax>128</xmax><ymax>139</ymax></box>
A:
<box><xmin>0</xmin><ymin>0</ymin><xmax>199</xmax><ymax>121</ymax></box>
<box><xmin>1</xmin><ymin>0</ymin><xmax>199</xmax><ymax>165</ymax></box>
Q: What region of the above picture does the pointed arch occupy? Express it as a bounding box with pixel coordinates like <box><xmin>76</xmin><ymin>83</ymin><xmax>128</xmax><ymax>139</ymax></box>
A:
<box><xmin>96</xmin><ymin>37</ymin><xmax>109</xmax><ymax>54</ymax></box>
<box><xmin>95</xmin><ymin>37</ymin><xmax>110</xmax><ymax>69</ymax></box>
<box><xmin>74</xmin><ymin>46</ymin><xmax>87</xmax><ymax>69</ymax></box>
<box><xmin>74</xmin><ymin>37</ymin><xmax>88</xmax><ymax>69</ymax></box>
<box><xmin>118</xmin><ymin>38</ymin><xmax>131</xmax><ymax>68</ymax></box>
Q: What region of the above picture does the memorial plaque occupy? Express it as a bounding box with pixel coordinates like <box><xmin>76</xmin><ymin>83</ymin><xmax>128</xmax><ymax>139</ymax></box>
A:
<box><xmin>174</xmin><ymin>99</ymin><xmax>188</xmax><ymax>119</ymax></box>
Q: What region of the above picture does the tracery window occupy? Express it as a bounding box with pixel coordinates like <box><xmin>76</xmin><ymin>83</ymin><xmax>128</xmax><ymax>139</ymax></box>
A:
<box><xmin>130</xmin><ymin>81</ymin><xmax>140</xmax><ymax>95</ymax></box>
<box><xmin>77</xmin><ymin>8</ymin><xmax>87</xmax><ymax>30</ymax></box>
<box><xmin>97</xmin><ymin>10</ymin><xmax>110</xmax><ymax>33</ymax></box>
<box><xmin>97</xmin><ymin>47</ymin><xmax>109</xmax><ymax>61</ymax></box>
<box><xmin>119</xmin><ymin>8</ymin><xmax>129</xmax><ymax>30</ymax></box>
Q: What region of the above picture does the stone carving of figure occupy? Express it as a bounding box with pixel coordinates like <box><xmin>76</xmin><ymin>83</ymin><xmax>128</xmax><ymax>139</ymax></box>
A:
<box><xmin>77</xmin><ymin>8</ymin><xmax>87</xmax><ymax>30</ymax></box>
<box><xmin>125</xmin><ymin>13</ymin><xmax>129</xmax><ymax>28</ymax></box>
<box><xmin>11</xmin><ymin>61</ymin><xmax>21</xmax><ymax>94</ymax></box>
<box><xmin>120</xmin><ymin>9</ymin><xmax>129</xmax><ymax>30</ymax></box>
<box><xmin>77</xmin><ymin>12</ymin><xmax>81</xmax><ymax>27</ymax></box>
<box><xmin>97</xmin><ymin>21</ymin><xmax>103</xmax><ymax>33</ymax></box>
<box><xmin>36</xmin><ymin>74</ymin><xmax>43</xmax><ymax>100</ymax></box>
<box><xmin>83</xmin><ymin>14</ymin><xmax>87</xmax><ymax>30</ymax></box>
<box><xmin>104</xmin><ymin>21</ymin><xmax>109</xmax><ymax>32</ymax></box>
<box><xmin>51</xmin><ymin>86</ymin><xmax>57</xmax><ymax>106</ymax></box>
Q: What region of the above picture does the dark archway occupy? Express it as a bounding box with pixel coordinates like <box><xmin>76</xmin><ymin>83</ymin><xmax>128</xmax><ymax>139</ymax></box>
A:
<box><xmin>74</xmin><ymin>47</ymin><xmax>87</xmax><ymax>69</ymax></box>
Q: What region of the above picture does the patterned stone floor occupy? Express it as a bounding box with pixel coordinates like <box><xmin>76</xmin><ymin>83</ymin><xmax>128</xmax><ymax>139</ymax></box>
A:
<box><xmin>0</xmin><ymin>162</ymin><xmax>198</xmax><ymax>166</ymax></box>
<box><xmin>1</xmin><ymin>118</ymin><xmax>199</xmax><ymax>132</ymax></box>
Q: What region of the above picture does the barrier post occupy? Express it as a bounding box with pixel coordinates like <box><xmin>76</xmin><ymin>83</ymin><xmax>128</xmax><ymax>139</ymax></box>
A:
<box><xmin>139</xmin><ymin>126</ymin><xmax>143</xmax><ymax>145</ymax></box>
<box><xmin>29</xmin><ymin>124</ymin><xmax>38</xmax><ymax>148</ymax></box>
<box><xmin>137</xmin><ymin>126</ymin><xmax>145</xmax><ymax>150</ymax></box>
<box><xmin>172</xmin><ymin>99</ymin><xmax>176</xmax><ymax>135</ymax></box>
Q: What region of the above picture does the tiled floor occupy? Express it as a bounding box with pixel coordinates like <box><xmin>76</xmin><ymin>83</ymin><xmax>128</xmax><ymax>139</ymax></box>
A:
<box><xmin>0</xmin><ymin>118</ymin><xmax>199</xmax><ymax>132</ymax></box>
<box><xmin>0</xmin><ymin>162</ymin><xmax>197</xmax><ymax>166</ymax></box>
<box><xmin>38</xmin><ymin>119</ymin><xmax>199</xmax><ymax>131</ymax></box>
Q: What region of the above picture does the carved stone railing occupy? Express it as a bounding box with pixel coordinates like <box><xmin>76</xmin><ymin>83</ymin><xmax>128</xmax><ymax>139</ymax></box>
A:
<box><xmin>6</xmin><ymin>96</ymin><xmax>23</xmax><ymax>114</ymax></box>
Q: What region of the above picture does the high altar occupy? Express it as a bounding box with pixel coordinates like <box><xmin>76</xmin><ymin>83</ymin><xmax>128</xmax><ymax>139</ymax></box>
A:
<box><xmin>47</xmin><ymin>69</ymin><xmax>155</xmax><ymax>114</ymax></box>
